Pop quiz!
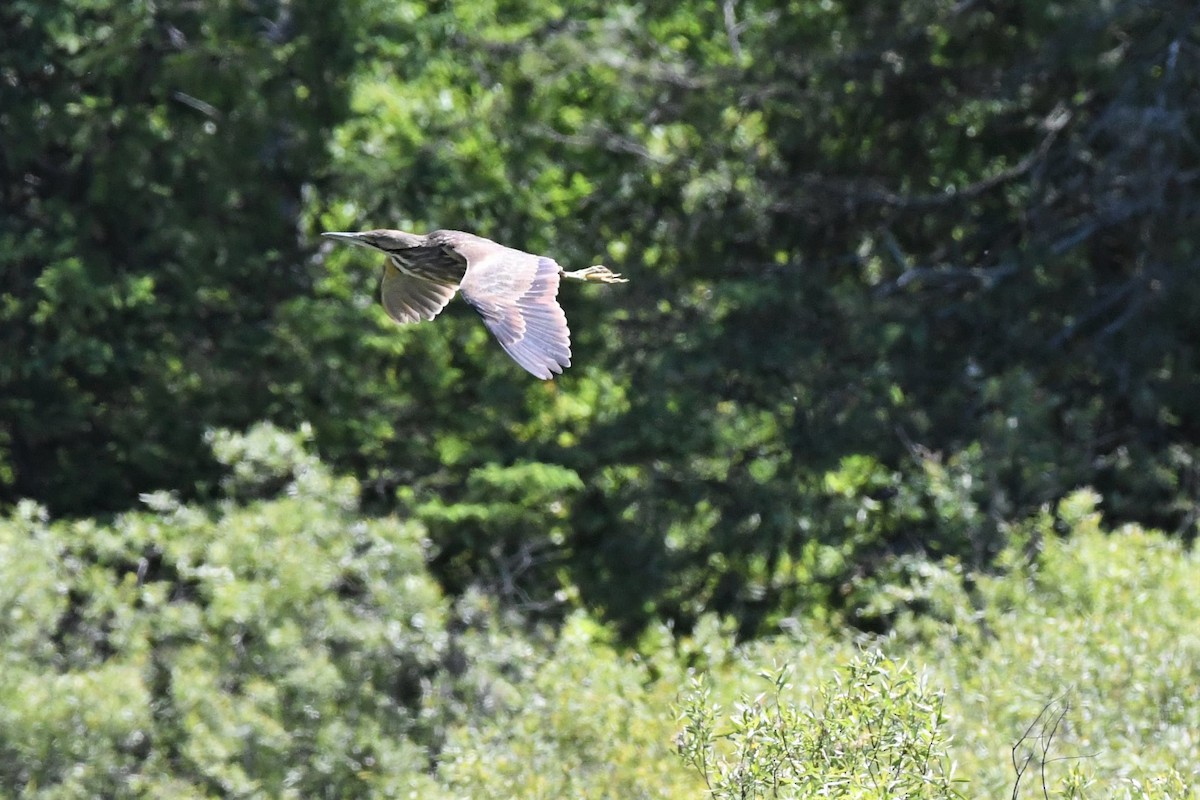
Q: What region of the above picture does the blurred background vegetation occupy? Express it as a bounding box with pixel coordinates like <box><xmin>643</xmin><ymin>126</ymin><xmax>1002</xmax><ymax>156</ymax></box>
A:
<box><xmin>1</xmin><ymin>0</ymin><xmax>1197</xmax><ymax>796</ymax></box>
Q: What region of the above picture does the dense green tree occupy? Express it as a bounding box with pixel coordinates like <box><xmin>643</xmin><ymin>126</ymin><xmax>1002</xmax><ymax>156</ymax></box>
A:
<box><xmin>3</xmin><ymin>0</ymin><xmax>1197</xmax><ymax>635</ymax></box>
<box><xmin>0</xmin><ymin>0</ymin><xmax>362</xmax><ymax>513</ymax></box>
<box><xmin>301</xmin><ymin>0</ymin><xmax>1199</xmax><ymax>632</ymax></box>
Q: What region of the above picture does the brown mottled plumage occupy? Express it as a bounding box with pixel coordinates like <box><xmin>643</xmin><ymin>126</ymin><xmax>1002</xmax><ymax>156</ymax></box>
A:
<box><xmin>321</xmin><ymin>229</ymin><xmax>626</xmax><ymax>380</ymax></box>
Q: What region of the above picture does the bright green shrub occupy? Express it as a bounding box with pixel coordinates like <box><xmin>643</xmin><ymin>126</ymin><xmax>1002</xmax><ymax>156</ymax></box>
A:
<box><xmin>0</xmin><ymin>425</ymin><xmax>447</xmax><ymax>796</ymax></box>
<box><xmin>437</xmin><ymin>613</ymin><xmax>704</xmax><ymax>800</ymax></box>
<box><xmin>678</xmin><ymin>652</ymin><xmax>961</xmax><ymax>800</ymax></box>
<box><xmin>931</xmin><ymin>491</ymin><xmax>1200</xmax><ymax>795</ymax></box>
<box><xmin>668</xmin><ymin>490</ymin><xmax>1199</xmax><ymax>799</ymax></box>
<box><xmin>2</xmin><ymin>422</ymin><xmax>1196</xmax><ymax>800</ymax></box>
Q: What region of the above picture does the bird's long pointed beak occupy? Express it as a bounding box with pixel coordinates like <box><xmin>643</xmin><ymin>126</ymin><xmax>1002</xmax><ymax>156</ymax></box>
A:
<box><xmin>321</xmin><ymin>231</ymin><xmax>373</xmax><ymax>248</ymax></box>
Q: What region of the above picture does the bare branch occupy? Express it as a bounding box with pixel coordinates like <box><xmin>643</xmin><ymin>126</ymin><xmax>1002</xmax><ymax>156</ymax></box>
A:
<box><xmin>723</xmin><ymin>0</ymin><xmax>743</xmax><ymax>60</ymax></box>
<box><xmin>529</xmin><ymin>123</ymin><xmax>669</xmax><ymax>164</ymax></box>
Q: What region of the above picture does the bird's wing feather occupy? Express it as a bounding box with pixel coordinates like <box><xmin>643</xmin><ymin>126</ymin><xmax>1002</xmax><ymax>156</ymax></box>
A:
<box><xmin>386</xmin><ymin>243</ymin><xmax>469</xmax><ymax>285</ymax></box>
<box><xmin>380</xmin><ymin>261</ymin><xmax>459</xmax><ymax>323</ymax></box>
<box><xmin>459</xmin><ymin>250</ymin><xmax>571</xmax><ymax>380</ymax></box>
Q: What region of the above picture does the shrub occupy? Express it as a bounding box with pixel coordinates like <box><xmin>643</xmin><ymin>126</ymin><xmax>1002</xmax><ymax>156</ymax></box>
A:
<box><xmin>0</xmin><ymin>425</ymin><xmax>446</xmax><ymax>796</ymax></box>
<box><xmin>678</xmin><ymin>652</ymin><xmax>962</xmax><ymax>799</ymax></box>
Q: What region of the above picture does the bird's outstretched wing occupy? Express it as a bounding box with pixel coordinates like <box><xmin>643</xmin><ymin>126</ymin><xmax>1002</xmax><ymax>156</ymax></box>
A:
<box><xmin>380</xmin><ymin>261</ymin><xmax>460</xmax><ymax>323</ymax></box>
<box><xmin>459</xmin><ymin>250</ymin><xmax>572</xmax><ymax>380</ymax></box>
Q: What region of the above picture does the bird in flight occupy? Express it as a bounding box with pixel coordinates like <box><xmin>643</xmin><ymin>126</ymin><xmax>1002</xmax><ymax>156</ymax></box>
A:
<box><xmin>322</xmin><ymin>229</ymin><xmax>627</xmax><ymax>379</ymax></box>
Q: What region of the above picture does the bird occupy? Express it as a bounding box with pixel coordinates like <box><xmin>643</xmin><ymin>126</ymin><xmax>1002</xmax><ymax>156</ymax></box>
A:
<box><xmin>321</xmin><ymin>228</ymin><xmax>627</xmax><ymax>379</ymax></box>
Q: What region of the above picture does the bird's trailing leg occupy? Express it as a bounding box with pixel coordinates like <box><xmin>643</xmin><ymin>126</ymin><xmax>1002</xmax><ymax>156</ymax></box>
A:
<box><xmin>561</xmin><ymin>265</ymin><xmax>628</xmax><ymax>284</ymax></box>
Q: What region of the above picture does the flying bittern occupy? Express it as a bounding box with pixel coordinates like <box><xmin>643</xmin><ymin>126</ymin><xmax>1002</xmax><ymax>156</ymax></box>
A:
<box><xmin>321</xmin><ymin>229</ymin><xmax>627</xmax><ymax>379</ymax></box>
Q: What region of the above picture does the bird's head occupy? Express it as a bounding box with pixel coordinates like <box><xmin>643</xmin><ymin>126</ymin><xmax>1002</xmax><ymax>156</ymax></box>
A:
<box><xmin>321</xmin><ymin>229</ymin><xmax>424</xmax><ymax>253</ymax></box>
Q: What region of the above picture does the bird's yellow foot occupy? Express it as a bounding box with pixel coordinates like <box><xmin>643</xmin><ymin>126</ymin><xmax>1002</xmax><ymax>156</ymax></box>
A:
<box><xmin>564</xmin><ymin>265</ymin><xmax>628</xmax><ymax>284</ymax></box>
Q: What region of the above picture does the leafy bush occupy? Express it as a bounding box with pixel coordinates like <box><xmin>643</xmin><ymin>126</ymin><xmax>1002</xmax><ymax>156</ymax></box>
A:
<box><xmin>932</xmin><ymin>491</ymin><xmax>1200</xmax><ymax>795</ymax></box>
<box><xmin>678</xmin><ymin>652</ymin><xmax>961</xmax><ymax>799</ymax></box>
<box><xmin>0</xmin><ymin>425</ymin><xmax>449</xmax><ymax>796</ymax></box>
<box><xmin>432</xmin><ymin>488</ymin><xmax>1200</xmax><ymax>799</ymax></box>
<box><xmin>437</xmin><ymin>613</ymin><xmax>704</xmax><ymax>799</ymax></box>
<box><xmin>1</xmin><ymin>425</ymin><xmax>1196</xmax><ymax>797</ymax></box>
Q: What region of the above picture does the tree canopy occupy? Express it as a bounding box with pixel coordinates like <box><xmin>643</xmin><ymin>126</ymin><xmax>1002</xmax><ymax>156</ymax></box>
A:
<box><xmin>3</xmin><ymin>0</ymin><xmax>1198</xmax><ymax>634</ymax></box>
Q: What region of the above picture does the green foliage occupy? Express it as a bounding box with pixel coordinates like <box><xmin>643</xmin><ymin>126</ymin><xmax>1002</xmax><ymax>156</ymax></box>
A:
<box><xmin>674</xmin><ymin>494</ymin><xmax>1200</xmax><ymax>798</ymax></box>
<box><xmin>437</xmin><ymin>613</ymin><xmax>703</xmax><ymax>799</ymax></box>
<box><xmin>937</xmin><ymin>491</ymin><xmax>1200</xmax><ymax>794</ymax></box>
<box><xmin>415</xmin><ymin>460</ymin><xmax>584</xmax><ymax>604</ymax></box>
<box><xmin>441</xmin><ymin>553</ymin><xmax>1199</xmax><ymax>799</ymax></box>
<box><xmin>0</xmin><ymin>0</ymin><xmax>363</xmax><ymax>513</ymax></box>
<box><xmin>295</xmin><ymin>0</ymin><xmax>1200</xmax><ymax>634</ymax></box>
<box><xmin>0</xmin><ymin>426</ymin><xmax>448</xmax><ymax>796</ymax></box>
<box><xmin>678</xmin><ymin>653</ymin><xmax>960</xmax><ymax>799</ymax></box>
<box><xmin>3</xmin><ymin>2</ymin><xmax>1200</xmax><ymax>793</ymax></box>
<box><xmin>0</xmin><ymin>430</ymin><xmax>1197</xmax><ymax>796</ymax></box>
<box><xmin>0</xmin><ymin>428</ymin><xmax>703</xmax><ymax>797</ymax></box>
<box><xmin>4</xmin><ymin>0</ymin><xmax>1199</xmax><ymax>641</ymax></box>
